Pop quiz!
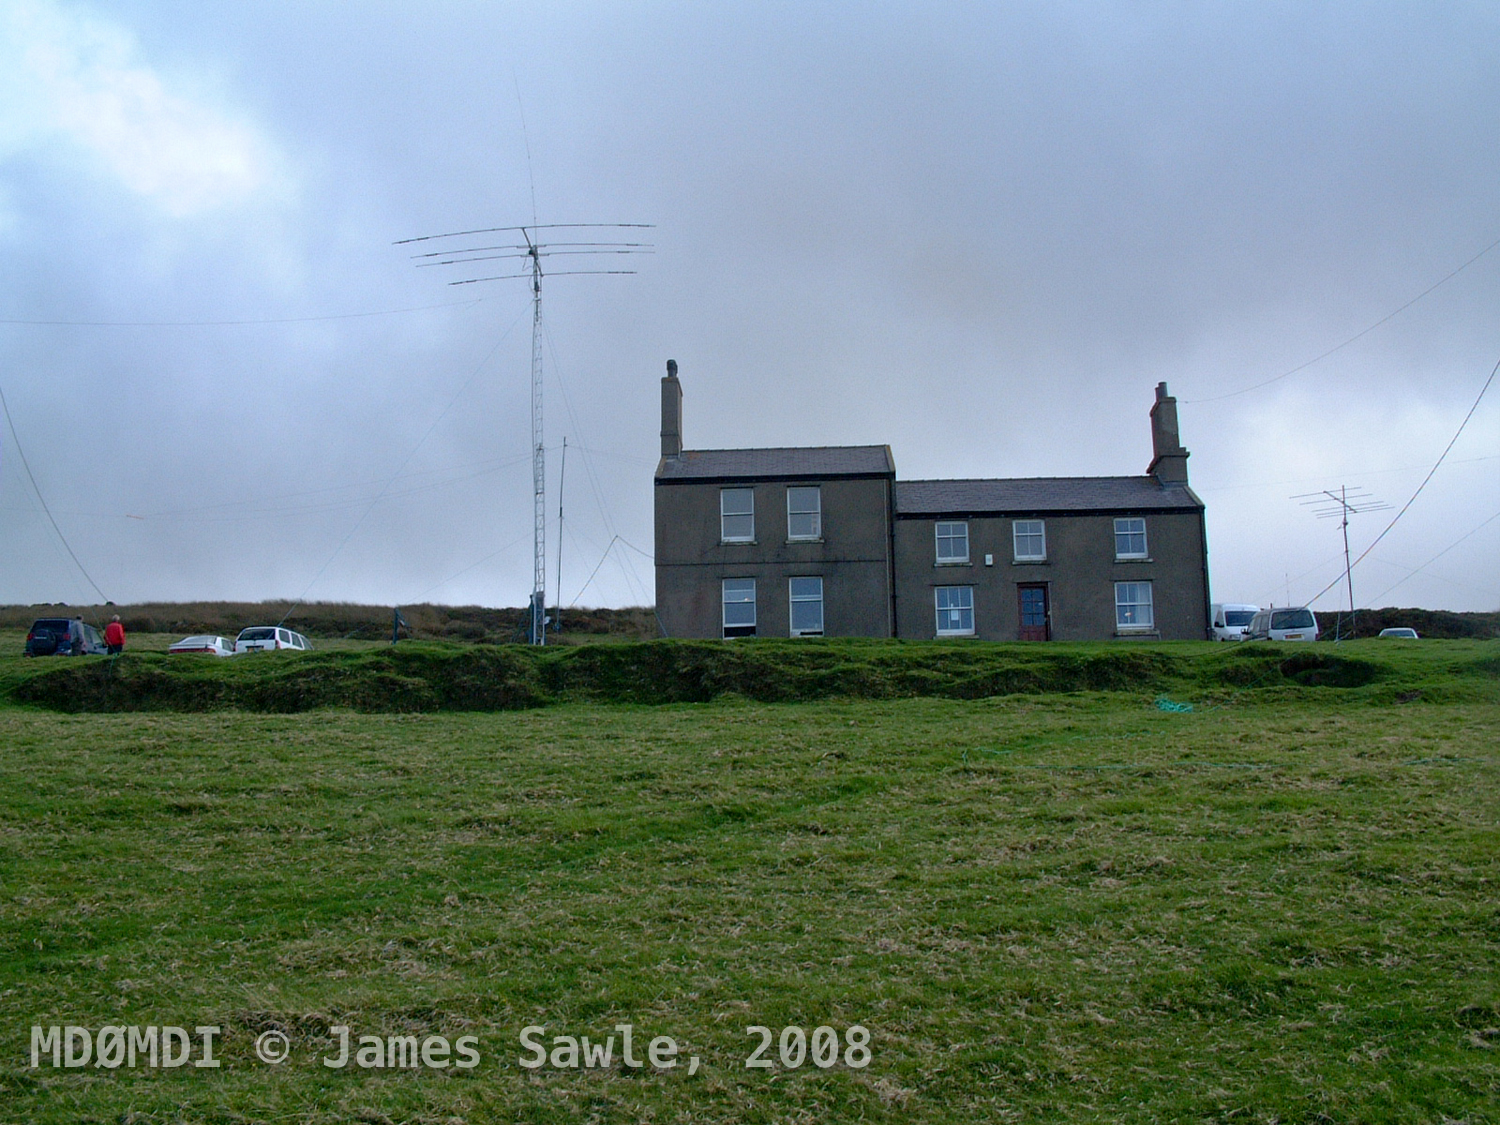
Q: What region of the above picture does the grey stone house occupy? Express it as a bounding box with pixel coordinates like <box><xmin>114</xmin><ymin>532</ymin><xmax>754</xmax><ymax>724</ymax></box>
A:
<box><xmin>654</xmin><ymin>361</ymin><xmax>1209</xmax><ymax>640</ymax></box>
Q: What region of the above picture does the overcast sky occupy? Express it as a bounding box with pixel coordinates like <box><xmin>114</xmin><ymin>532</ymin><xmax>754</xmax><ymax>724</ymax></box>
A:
<box><xmin>1</xmin><ymin>0</ymin><xmax>1497</xmax><ymax>618</ymax></box>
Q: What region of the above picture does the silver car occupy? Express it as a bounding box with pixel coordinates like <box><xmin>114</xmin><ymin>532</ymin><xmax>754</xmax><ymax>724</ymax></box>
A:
<box><xmin>1244</xmin><ymin>607</ymin><xmax>1320</xmax><ymax>642</ymax></box>
<box><xmin>168</xmin><ymin>635</ymin><xmax>237</xmax><ymax>657</ymax></box>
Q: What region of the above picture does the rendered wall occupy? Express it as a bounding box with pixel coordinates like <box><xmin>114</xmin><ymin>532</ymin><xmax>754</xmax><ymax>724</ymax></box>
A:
<box><xmin>654</xmin><ymin>476</ymin><xmax>895</xmax><ymax>639</ymax></box>
<box><xmin>892</xmin><ymin>509</ymin><xmax>1209</xmax><ymax>641</ymax></box>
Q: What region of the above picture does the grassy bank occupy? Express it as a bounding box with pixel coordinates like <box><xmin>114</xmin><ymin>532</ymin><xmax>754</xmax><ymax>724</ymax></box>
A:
<box><xmin>5</xmin><ymin>636</ymin><xmax>1496</xmax><ymax>714</ymax></box>
<box><xmin>0</xmin><ymin>692</ymin><xmax>1496</xmax><ymax>1122</ymax></box>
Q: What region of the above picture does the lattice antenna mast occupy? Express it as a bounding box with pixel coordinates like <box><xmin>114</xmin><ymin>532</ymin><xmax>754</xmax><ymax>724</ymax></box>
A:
<box><xmin>396</xmin><ymin>223</ymin><xmax>652</xmax><ymax>644</ymax></box>
<box><xmin>526</xmin><ymin>230</ymin><xmax>545</xmax><ymax>646</ymax></box>
<box><xmin>1293</xmin><ymin>485</ymin><xmax>1392</xmax><ymax>640</ymax></box>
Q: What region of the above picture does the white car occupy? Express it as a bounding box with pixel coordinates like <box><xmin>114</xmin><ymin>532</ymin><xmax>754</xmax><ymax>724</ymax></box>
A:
<box><xmin>1211</xmin><ymin>603</ymin><xmax>1260</xmax><ymax>641</ymax></box>
<box><xmin>1244</xmin><ymin>607</ymin><xmax>1320</xmax><ymax>642</ymax></box>
<box><xmin>234</xmin><ymin>626</ymin><xmax>312</xmax><ymax>654</ymax></box>
<box><xmin>168</xmin><ymin>635</ymin><xmax>237</xmax><ymax>657</ymax></box>
<box><xmin>1378</xmin><ymin>627</ymin><xmax>1419</xmax><ymax>639</ymax></box>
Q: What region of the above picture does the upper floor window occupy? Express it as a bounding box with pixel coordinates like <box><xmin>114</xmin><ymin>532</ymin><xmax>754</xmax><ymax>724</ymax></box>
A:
<box><xmin>935</xmin><ymin>521</ymin><xmax>969</xmax><ymax>564</ymax></box>
<box><xmin>722</xmin><ymin>578</ymin><xmax>757</xmax><ymax>637</ymax></box>
<box><xmin>935</xmin><ymin>586</ymin><xmax>975</xmax><ymax>636</ymax></box>
<box><xmin>787</xmin><ymin>487</ymin><xmax>821</xmax><ymax>541</ymax></box>
<box><xmin>1013</xmin><ymin>520</ymin><xmax>1046</xmax><ymax>561</ymax></box>
<box><xmin>789</xmin><ymin>576</ymin><xmax>824</xmax><ymax>636</ymax></box>
<box><xmin>1114</xmin><ymin>517</ymin><xmax>1147</xmax><ymax>559</ymax></box>
<box><xmin>1115</xmin><ymin>581</ymin><xmax>1154</xmax><ymax>630</ymax></box>
<box><xmin>721</xmin><ymin>488</ymin><xmax>754</xmax><ymax>542</ymax></box>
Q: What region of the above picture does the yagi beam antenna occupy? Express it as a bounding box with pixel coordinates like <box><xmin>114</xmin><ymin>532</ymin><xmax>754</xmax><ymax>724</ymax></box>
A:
<box><xmin>398</xmin><ymin>220</ymin><xmax>653</xmax><ymax>645</ymax></box>
<box><xmin>1290</xmin><ymin>484</ymin><xmax>1389</xmax><ymax>640</ymax></box>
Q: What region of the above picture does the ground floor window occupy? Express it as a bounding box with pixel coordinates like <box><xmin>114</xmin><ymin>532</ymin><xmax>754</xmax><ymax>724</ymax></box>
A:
<box><xmin>723</xmin><ymin>578</ymin><xmax>757</xmax><ymax>637</ymax></box>
<box><xmin>789</xmin><ymin>576</ymin><xmax>824</xmax><ymax>636</ymax></box>
<box><xmin>935</xmin><ymin>585</ymin><xmax>974</xmax><ymax>636</ymax></box>
<box><xmin>1114</xmin><ymin>581</ymin><xmax>1154</xmax><ymax>630</ymax></box>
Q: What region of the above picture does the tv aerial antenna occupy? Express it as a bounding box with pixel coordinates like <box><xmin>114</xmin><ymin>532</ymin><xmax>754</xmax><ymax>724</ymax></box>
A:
<box><xmin>1293</xmin><ymin>485</ymin><xmax>1392</xmax><ymax>640</ymax></box>
<box><xmin>396</xmin><ymin>222</ymin><xmax>653</xmax><ymax>643</ymax></box>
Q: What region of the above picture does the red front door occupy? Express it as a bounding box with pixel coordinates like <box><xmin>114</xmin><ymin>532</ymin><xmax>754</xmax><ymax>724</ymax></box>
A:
<box><xmin>1018</xmin><ymin>584</ymin><xmax>1050</xmax><ymax>641</ymax></box>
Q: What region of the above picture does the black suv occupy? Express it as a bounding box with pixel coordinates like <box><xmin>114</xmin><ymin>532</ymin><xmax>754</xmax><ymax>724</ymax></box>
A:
<box><xmin>24</xmin><ymin>617</ymin><xmax>107</xmax><ymax>656</ymax></box>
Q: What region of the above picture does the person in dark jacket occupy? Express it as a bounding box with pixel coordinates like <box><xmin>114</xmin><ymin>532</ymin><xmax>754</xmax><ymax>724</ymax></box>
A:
<box><xmin>104</xmin><ymin>615</ymin><xmax>126</xmax><ymax>655</ymax></box>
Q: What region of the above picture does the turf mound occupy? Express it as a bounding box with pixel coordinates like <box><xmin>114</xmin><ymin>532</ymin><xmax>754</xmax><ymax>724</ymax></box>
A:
<box><xmin>9</xmin><ymin>638</ymin><xmax>1492</xmax><ymax>713</ymax></box>
<box><xmin>12</xmin><ymin>646</ymin><xmax>548</xmax><ymax>713</ymax></box>
<box><xmin>13</xmin><ymin>641</ymin><xmax>1189</xmax><ymax>712</ymax></box>
<box><xmin>544</xmin><ymin>641</ymin><xmax>1185</xmax><ymax>704</ymax></box>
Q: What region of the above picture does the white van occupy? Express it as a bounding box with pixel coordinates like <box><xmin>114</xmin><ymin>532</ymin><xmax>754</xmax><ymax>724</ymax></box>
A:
<box><xmin>1210</xmin><ymin>603</ymin><xmax>1260</xmax><ymax>641</ymax></box>
<box><xmin>234</xmin><ymin>626</ymin><xmax>312</xmax><ymax>654</ymax></box>
<box><xmin>1244</xmin><ymin>607</ymin><xmax>1319</xmax><ymax>643</ymax></box>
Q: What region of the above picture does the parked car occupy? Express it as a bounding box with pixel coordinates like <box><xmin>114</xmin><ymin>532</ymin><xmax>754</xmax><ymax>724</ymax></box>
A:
<box><xmin>1378</xmin><ymin>627</ymin><xmax>1419</xmax><ymax>639</ymax></box>
<box><xmin>234</xmin><ymin>626</ymin><xmax>312</xmax><ymax>654</ymax></box>
<box><xmin>1210</xmin><ymin>602</ymin><xmax>1260</xmax><ymax>641</ymax></box>
<box><xmin>24</xmin><ymin>617</ymin><xmax>107</xmax><ymax>656</ymax></box>
<box><xmin>1244</xmin><ymin>607</ymin><xmax>1320</xmax><ymax>642</ymax></box>
<box><xmin>168</xmin><ymin>635</ymin><xmax>237</xmax><ymax>657</ymax></box>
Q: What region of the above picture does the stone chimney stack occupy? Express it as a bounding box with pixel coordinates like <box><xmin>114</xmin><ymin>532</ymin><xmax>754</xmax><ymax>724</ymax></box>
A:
<box><xmin>661</xmin><ymin>359</ymin><xmax>683</xmax><ymax>459</ymax></box>
<box><xmin>1147</xmin><ymin>381</ymin><xmax>1190</xmax><ymax>486</ymax></box>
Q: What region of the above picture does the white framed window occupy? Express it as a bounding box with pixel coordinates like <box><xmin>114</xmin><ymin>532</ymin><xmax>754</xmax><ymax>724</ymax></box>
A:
<box><xmin>1115</xmin><ymin>581</ymin><xmax>1154</xmax><ymax>630</ymax></box>
<box><xmin>1114</xmin><ymin>517</ymin><xmax>1147</xmax><ymax>559</ymax></box>
<box><xmin>722</xmin><ymin>578</ymin><xmax>757</xmax><ymax>637</ymax></box>
<box><xmin>935</xmin><ymin>586</ymin><xmax>975</xmax><ymax>635</ymax></box>
<box><xmin>721</xmin><ymin>488</ymin><xmax>754</xmax><ymax>542</ymax></box>
<box><xmin>935</xmin><ymin>521</ymin><xmax>969</xmax><ymax>564</ymax></box>
<box><xmin>1013</xmin><ymin>520</ymin><xmax>1046</xmax><ymax>561</ymax></box>
<box><xmin>787</xmin><ymin>486</ymin><xmax>821</xmax><ymax>541</ymax></box>
<box><xmin>789</xmin><ymin>576</ymin><xmax>824</xmax><ymax>636</ymax></box>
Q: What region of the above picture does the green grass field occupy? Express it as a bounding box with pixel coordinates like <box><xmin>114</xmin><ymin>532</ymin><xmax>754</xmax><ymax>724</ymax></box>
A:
<box><xmin>0</xmin><ymin>640</ymin><xmax>1496</xmax><ymax>1122</ymax></box>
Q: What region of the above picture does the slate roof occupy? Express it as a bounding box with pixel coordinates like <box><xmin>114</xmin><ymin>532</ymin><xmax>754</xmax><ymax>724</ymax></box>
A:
<box><xmin>895</xmin><ymin>476</ymin><xmax>1203</xmax><ymax>515</ymax></box>
<box><xmin>656</xmin><ymin>446</ymin><xmax>896</xmax><ymax>482</ymax></box>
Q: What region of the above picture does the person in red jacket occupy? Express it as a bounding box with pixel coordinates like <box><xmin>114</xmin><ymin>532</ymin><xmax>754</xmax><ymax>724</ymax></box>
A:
<box><xmin>104</xmin><ymin>615</ymin><xmax>126</xmax><ymax>655</ymax></box>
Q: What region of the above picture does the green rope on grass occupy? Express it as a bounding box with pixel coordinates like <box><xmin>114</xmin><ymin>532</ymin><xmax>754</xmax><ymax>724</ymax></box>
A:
<box><xmin>1154</xmin><ymin>695</ymin><xmax>1194</xmax><ymax>712</ymax></box>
